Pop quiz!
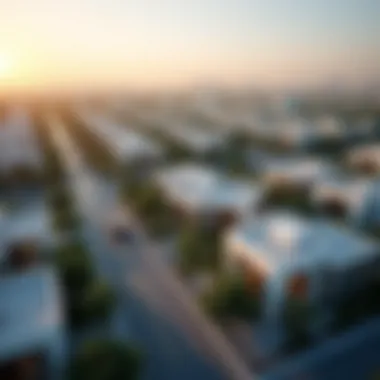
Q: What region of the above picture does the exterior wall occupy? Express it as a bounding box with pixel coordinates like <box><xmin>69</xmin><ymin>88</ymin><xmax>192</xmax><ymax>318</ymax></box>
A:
<box><xmin>45</xmin><ymin>329</ymin><xmax>67</xmax><ymax>380</ymax></box>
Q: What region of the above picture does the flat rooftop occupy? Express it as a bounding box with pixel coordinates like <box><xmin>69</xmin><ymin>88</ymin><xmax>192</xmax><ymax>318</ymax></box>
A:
<box><xmin>155</xmin><ymin>164</ymin><xmax>261</xmax><ymax>214</ymax></box>
<box><xmin>228</xmin><ymin>212</ymin><xmax>378</xmax><ymax>272</ymax></box>
<box><xmin>0</xmin><ymin>107</ymin><xmax>42</xmax><ymax>173</ymax></box>
<box><xmin>168</xmin><ymin>125</ymin><xmax>223</xmax><ymax>152</ymax></box>
<box><xmin>79</xmin><ymin>110</ymin><xmax>163</xmax><ymax>161</ymax></box>
<box><xmin>0</xmin><ymin>199</ymin><xmax>52</xmax><ymax>262</ymax></box>
<box><xmin>261</xmin><ymin>156</ymin><xmax>336</xmax><ymax>183</ymax></box>
<box><xmin>0</xmin><ymin>266</ymin><xmax>64</xmax><ymax>361</ymax></box>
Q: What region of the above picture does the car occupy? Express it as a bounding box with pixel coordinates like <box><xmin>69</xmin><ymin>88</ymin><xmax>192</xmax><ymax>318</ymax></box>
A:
<box><xmin>109</xmin><ymin>224</ymin><xmax>135</xmax><ymax>245</ymax></box>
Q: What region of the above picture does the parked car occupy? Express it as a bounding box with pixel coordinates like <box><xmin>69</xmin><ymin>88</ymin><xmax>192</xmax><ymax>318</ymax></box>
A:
<box><xmin>109</xmin><ymin>225</ymin><xmax>135</xmax><ymax>245</ymax></box>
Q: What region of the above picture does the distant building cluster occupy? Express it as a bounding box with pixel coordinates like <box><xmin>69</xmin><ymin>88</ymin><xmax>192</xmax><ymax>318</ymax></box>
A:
<box><xmin>0</xmin><ymin>105</ymin><xmax>66</xmax><ymax>380</ymax></box>
<box><xmin>0</xmin><ymin>107</ymin><xmax>42</xmax><ymax>175</ymax></box>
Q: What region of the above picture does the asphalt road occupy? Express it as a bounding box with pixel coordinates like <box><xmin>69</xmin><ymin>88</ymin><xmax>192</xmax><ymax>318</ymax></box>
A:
<box><xmin>47</xmin><ymin>113</ymin><xmax>254</xmax><ymax>380</ymax></box>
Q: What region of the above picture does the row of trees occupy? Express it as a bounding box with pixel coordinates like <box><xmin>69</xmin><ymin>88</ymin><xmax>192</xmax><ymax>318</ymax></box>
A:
<box><xmin>69</xmin><ymin>338</ymin><xmax>143</xmax><ymax>380</ymax></box>
<box><xmin>177</xmin><ymin>224</ymin><xmax>222</xmax><ymax>275</ymax></box>
<box><xmin>120</xmin><ymin>180</ymin><xmax>177</xmax><ymax>238</ymax></box>
<box><xmin>61</xmin><ymin>111</ymin><xmax>118</xmax><ymax>175</ymax></box>
<box><xmin>34</xmin><ymin>114</ymin><xmax>116</xmax><ymax>327</ymax></box>
<box><xmin>55</xmin><ymin>242</ymin><xmax>115</xmax><ymax>327</ymax></box>
<box><xmin>201</xmin><ymin>272</ymin><xmax>261</xmax><ymax>323</ymax></box>
<box><xmin>33</xmin><ymin>112</ymin><xmax>144</xmax><ymax>378</ymax></box>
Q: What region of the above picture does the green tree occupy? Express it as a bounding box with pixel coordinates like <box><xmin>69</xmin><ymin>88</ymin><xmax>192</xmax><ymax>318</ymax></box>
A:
<box><xmin>52</xmin><ymin>206</ymin><xmax>81</xmax><ymax>232</ymax></box>
<box><xmin>80</xmin><ymin>280</ymin><xmax>115</xmax><ymax>323</ymax></box>
<box><xmin>55</xmin><ymin>243</ymin><xmax>93</xmax><ymax>294</ymax></box>
<box><xmin>48</xmin><ymin>186</ymin><xmax>72</xmax><ymax>210</ymax></box>
<box><xmin>283</xmin><ymin>297</ymin><xmax>312</xmax><ymax>352</ymax></box>
<box><xmin>70</xmin><ymin>339</ymin><xmax>143</xmax><ymax>380</ymax></box>
<box><xmin>202</xmin><ymin>273</ymin><xmax>260</xmax><ymax>322</ymax></box>
<box><xmin>178</xmin><ymin>225</ymin><xmax>221</xmax><ymax>275</ymax></box>
<box><xmin>121</xmin><ymin>181</ymin><xmax>176</xmax><ymax>237</ymax></box>
<box><xmin>134</xmin><ymin>184</ymin><xmax>165</xmax><ymax>217</ymax></box>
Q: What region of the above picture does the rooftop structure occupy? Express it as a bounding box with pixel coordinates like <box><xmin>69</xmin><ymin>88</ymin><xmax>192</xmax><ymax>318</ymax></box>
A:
<box><xmin>0</xmin><ymin>266</ymin><xmax>66</xmax><ymax>379</ymax></box>
<box><xmin>163</xmin><ymin>123</ymin><xmax>224</xmax><ymax>154</ymax></box>
<box><xmin>225</xmin><ymin>212</ymin><xmax>377</xmax><ymax>273</ymax></box>
<box><xmin>78</xmin><ymin>110</ymin><xmax>163</xmax><ymax>163</ymax></box>
<box><xmin>346</xmin><ymin>144</ymin><xmax>380</xmax><ymax>173</ymax></box>
<box><xmin>311</xmin><ymin>175</ymin><xmax>378</xmax><ymax>227</ymax></box>
<box><xmin>0</xmin><ymin>107</ymin><xmax>42</xmax><ymax>174</ymax></box>
<box><xmin>155</xmin><ymin>164</ymin><xmax>262</xmax><ymax>217</ymax></box>
<box><xmin>0</xmin><ymin>200</ymin><xmax>52</xmax><ymax>264</ymax></box>
<box><xmin>224</xmin><ymin>212</ymin><xmax>380</xmax><ymax>336</ymax></box>
<box><xmin>314</xmin><ymin>115</ymin><xmax>346</xmax><ymax>140</ymax></box>
<box><xmin>260</xmin><ymin>156</ymin><xmax>336</xmax><ymax>189</ymax></box>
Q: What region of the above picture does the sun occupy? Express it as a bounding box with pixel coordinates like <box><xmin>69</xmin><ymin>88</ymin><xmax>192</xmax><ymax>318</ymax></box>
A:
<box><xmin>0</xmin><ymin>54</ymin><xmax>13</xmax><ymax>79</ymax></box>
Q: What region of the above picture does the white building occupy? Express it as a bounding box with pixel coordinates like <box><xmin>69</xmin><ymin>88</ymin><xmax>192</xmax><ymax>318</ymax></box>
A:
<box><xmin>224</xmin><ymin>212</ymin><xmax>380</xmax><ymax>336</ymax></box>
<box><xmin>346</xmin><ymin>144</ymin><xmax>380</xmax><ymax>173</ymax></box>
<box><xmin>0</xmin><ymin>106</ymin><xmax>42</xmax><ymax>175</ymax></box>
<box><xmin>276</xmin><ymin>119</ymin><xmax>317</xmax><ymax>149</ymax></box>
<box><xmin>0</xmin><ymin>199</ymin><xmax>53</xmax><ymax>265</ymax></box>
<box><xmin>163</xmin><ymin>122</ymin><xmax>224</xmax><ymax>154</ymax></box>
<box><xmin>78</xmin><ymin>110</ymin><xmax>164</xmax><ymax>164</ymax></box>
<box><xmin>0</xmin><ymin>266</ymin><xmax>67</xmax><ymax>380</ymax></box>
<box><xmin>253</xmin><ymin>116</ymin><xmax>347</xmax><ymax>152</ymax></box>
<box><xmin>155</xmin><ymin>164</ymin><xmax>262</xmax><ymax>221</ymax></box>
<box><xmin>314</xmin><ymin>115</ymin><xmax>346</xmax><ymax>141</ymax></box>
<box><xmin>312</xmin><ymin>176</ymin><xmax>380</xmax><ymax>229</ymax></box>
<box><xmin>259</xmin><ymin>156</ymin><xmax>336</xmax><ymax>190</ymax></box>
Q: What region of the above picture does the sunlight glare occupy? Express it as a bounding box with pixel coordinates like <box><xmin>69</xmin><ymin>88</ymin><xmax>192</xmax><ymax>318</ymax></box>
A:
<box><xmin>0</xmin><ymin>54</ymin><xmax>13</xmax><ymax>79</ymax></box>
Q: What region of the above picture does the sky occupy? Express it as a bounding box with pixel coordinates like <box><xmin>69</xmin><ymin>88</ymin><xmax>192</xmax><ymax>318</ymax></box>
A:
<box><xmin>0</xmin><ymin>0</ymin><xmax>379</xmax><ymax>93</ymax></box>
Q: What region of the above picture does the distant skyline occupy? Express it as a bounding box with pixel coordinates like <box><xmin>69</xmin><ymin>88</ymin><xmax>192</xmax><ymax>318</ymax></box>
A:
<box><xmin>0</xmin><ymin>0</ymin><xmax>379</xmax><ymax>93</ymax></box>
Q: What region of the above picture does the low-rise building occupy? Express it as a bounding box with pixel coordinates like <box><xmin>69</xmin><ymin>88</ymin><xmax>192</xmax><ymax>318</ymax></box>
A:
<box><xmin>0</xmin><ymin>106</ymin><xmax>42</xmax><ymax>177</ymax></box>
<box><xmin>0</xmin><ymin>199</ymin><xmax>53</xmax><ymax>268</ymax></box>
<box><xmin>263</xmin><ymin>316</ymin><xmax>380</xmax><ymax>380</ymax></box>
<box><xmin>346</xmin><ymin>144</ymin><xmax>380</xmax><ymax>174</ymax></box>
<box><xmin>276</xmin><ymin>119</ymin><xmax>317</xmax><ymax>150</ymax></box>
<box><xmin>78</xmin><ymin>110</ymin><xmax>164</xmax><ymax>165</ymax></box>
<box><xmin>259</xmin><ymin>156</ymin><xmax>336</xmax><ymax>191</ymax></box>
<box><xmin>155</xmin><ymin>164</ymin><xmax>262</xmax><ymax>224</ymax></box>
<box><xmin>164</xmin><ymin>123</ymin><xmax>225</xmax><ymax>155</ymax></box>
<box><xmin>0</xmin><ymin>266</ymin><xmax>66</xmax><ymax>380</ymax></box>
<box><xmin>314</xmin><ymin>115</ymin><xmax>346</xmax><ymax>141</ymax></box>
<box><xmin>224</xmin><ymin>212</ymin><xmax>380</xmax><ymax>341</ymax></box>
<box><xmin>311</xmin><ymin>176</ymin><xmax>380</xmax><ymax>228</ymax></box>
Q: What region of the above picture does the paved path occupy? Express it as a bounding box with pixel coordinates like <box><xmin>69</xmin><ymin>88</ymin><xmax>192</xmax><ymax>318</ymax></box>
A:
<box><xmin>47</xmin><ymin>114</ymin><xmax>254</xmax><ymax>380</ymax></box>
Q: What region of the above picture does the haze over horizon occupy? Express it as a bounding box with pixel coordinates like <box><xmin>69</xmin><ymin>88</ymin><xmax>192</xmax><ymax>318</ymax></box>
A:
<box><xmin>0</xmin><ymin>0</ymin><xmax>379</xmax><ymax>94</ymax></box>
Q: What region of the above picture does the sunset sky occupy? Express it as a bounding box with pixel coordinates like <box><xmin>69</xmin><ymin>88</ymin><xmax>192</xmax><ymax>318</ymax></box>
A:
<box><xmin>0</xmin><ymin>0</ymin><xmax>379</xmax><ymax>93</ymax></box>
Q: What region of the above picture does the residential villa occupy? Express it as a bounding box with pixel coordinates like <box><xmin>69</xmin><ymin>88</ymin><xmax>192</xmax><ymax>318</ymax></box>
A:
<box><xmin>346</xmin><ymin>144</ymin><xmax>380</xmax><ymax>174</ymax></box>
<box><xmin>78</xmin><ymin>109</ymin><xmax>164</xmax><ymax>165</ymax></box>
<box><xmin>161</xmin><ymin>122</ymin><xmax>225</xmax><ymax>155</ymax></box>
<box><xmin>0</xmin><ymin>199</ymin><xmax>53</xmax><ymax>270</ymax></box>
<box><xmin>259</xmin><ymin>156</ymin><xmax>336</xmax><ymax>192</ymax></box>
<box><xmin>0</xmin><ymin>107</ymin><xmax>43</xmax><ymax>178</ymax></box>
<box><xmin>223</xmin><ymin>212</ymin><xmax>380</xmax><ymax>343</ymax></box>
<box><xmin>311</xmin><ymin>175</ymin><xmax>380</xmax><ymax>228</ymax></box>
<box><xmin>314</xmin><ymin>116</ymin><xmax>346</xmax><ymax>140</ymax></box>
<box><xmin>154</xmin><ymin>164</ymin><xmax>262</xmax><ymax>225</ymax></box>
<box><xmin>0</xmin><ymin>266</ymin><xmax>66</xmax><ymax>380</ymax></box>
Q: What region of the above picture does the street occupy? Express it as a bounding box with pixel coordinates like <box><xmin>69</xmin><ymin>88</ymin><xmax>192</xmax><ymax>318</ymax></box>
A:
<box><xmin>47</xmin><ymin>114</ymin><xmax>254</xmax><ymax>380</ymax></box>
